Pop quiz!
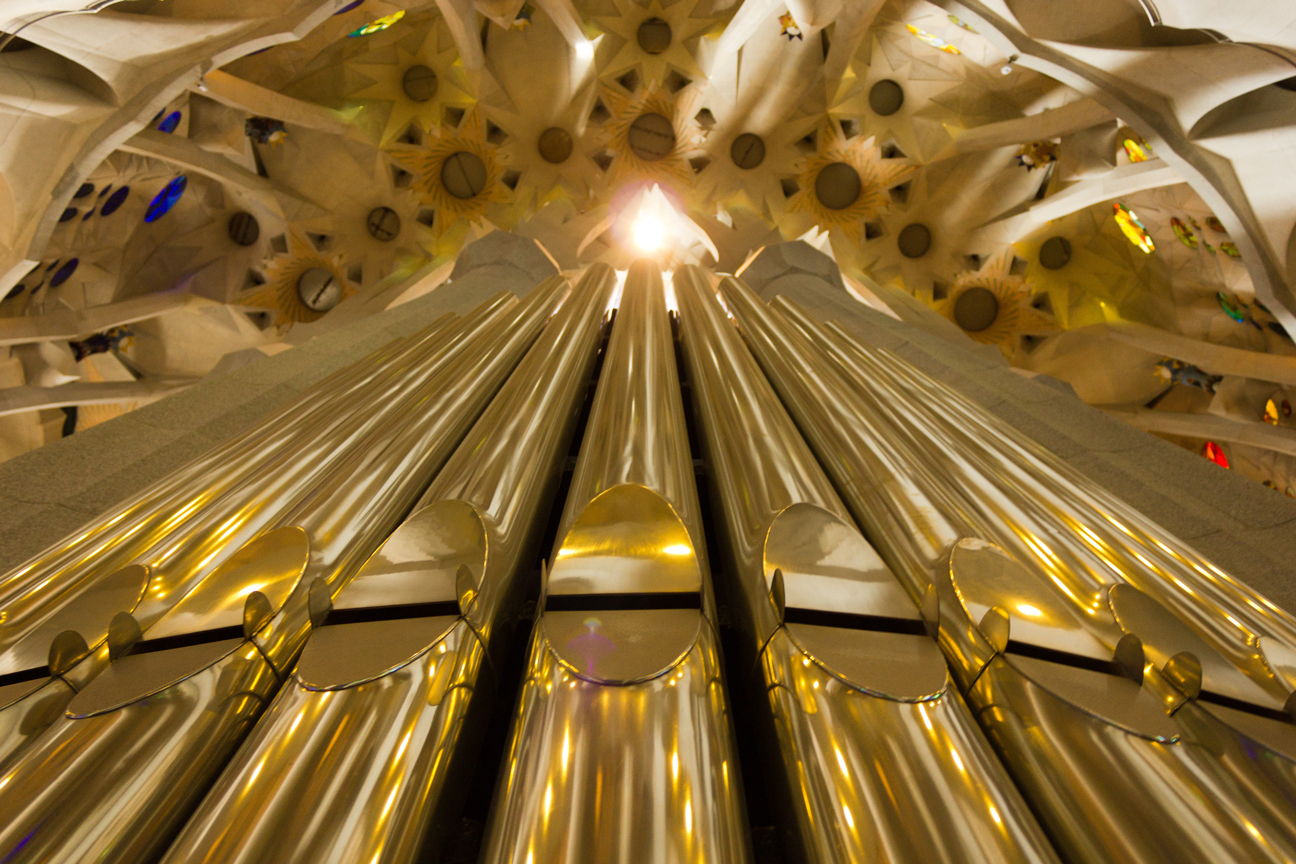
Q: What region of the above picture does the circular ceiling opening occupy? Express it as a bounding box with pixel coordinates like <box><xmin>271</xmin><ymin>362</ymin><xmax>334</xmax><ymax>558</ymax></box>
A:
<box><xmin>637</xmin><ymin>18</ymin><xmax>672</xmax><ymax>54</ymax></box>
<box><xmin>538</xmin><ymin>127</ymin><xmax>573</xmax><ymax>164</ymax></box>
<box><xmin>441</xmin><ymin>151</ymin><xmax>488</xmax><ymax>199</ymax></box>
<box><xmin>897</xmin><ymin>223</ymin><xmax>932</xmax><ymax>258</ymax></box>
<box><xmin>628</xmin><ymin>113</ymin><xmax>676</xmax><ymax>161</ymax></box>
<box><xmin>402</xmin><ymin>65</ymin><xmax>438</xmax><ymax>102</ymax></box>
<box><xmin>814</xmin><ymin>162</ymin><xmax>861</xmax><ymax>210</ymax></box>
<box><xmin>298</xmin><ymin>268</ymin><xmax>342</xmax><ymax>313</ymax></box>
<box><xmin>869</xmin><ymin>79</ymin><xmax>905</xmax><ymax>116</ymax></box>
<box><xmin>228</xmin><ymin>212</ymin><xmax>260</xmax><ymax>246</ymax></box>
<box><xmin>1039</xmin><ymin>236</ymin><xmax>1072</xmax><ymax>269</ymax></box>
<box><xmin>954</xmin><ymin>287</ymin><xmax>999</xmax><ymax>332</ymax></box>
<box><xmin>730</xmin><ymin>133</ymin><xmax>766</xmax><ymax>169</ymax></box>
<box><xmin>366</xmin><ymin>206</ymin><xmax>401</xmax><ymax>241</ymax></box>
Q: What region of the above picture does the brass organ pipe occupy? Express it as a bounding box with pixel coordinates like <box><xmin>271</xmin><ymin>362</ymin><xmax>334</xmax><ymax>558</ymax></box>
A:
<box><xmin>673</xmin><ymin>266</ymin><xmax>1058</xmax><ymax>864</ymax></box>
<box><xmin>161</xmin><ymin>264</ymin><xmax>617</xmax><ymax>864</ymax></box>
<box><xmin>480</xmin><ymin>259</ymin><xmax>751</xmax><ymax>863</ymax></box>
<box><xmin>0</xmin><ymin>307</ymin><xmax>467</xmax><ymax>650</ymax></box>
<box><xmin>0</xmin><ymin>280</ymin><xmax>567</xmax><ymax>864</ymax></box>
<box><xmin>0</xmin><ymin>309</ymin><xmax>454</xmax><ymax>607</ymax></box>
<box><xmin>798</xmin><ymin>310</ymin><xmax>1296</xmax><ymax>694</ymax></box>
<box><xmin>718</xmin><ymin>275</ymin><xmax>1296</xmax><ymax>864</ymax></box>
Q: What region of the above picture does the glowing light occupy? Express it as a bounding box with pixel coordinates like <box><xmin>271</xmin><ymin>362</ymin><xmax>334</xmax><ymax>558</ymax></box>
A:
<box><xmin>1016</xmin><ymin>604</ymin><xmax>1042</xmax><ymax>617</ymax></box>
<box><xmin>663</xmin><ymin>544</ymin><xmax>691</xmax><ymax>556</ymax></box>
<box><xmin>575</xmin><ymin>39</ymin><xmax>594</xmax><ymax>59</ymax></box>
<box><xmin>633</xmin><ymin>215</ymin><xmax>665</xmax><ymax>251</ymax></box>
<box><xmin>843</xmin><ymin>803</ymin><xmax>855</xmax><ymax>828</ymax></box>
<box><xmin>990</xmin><ymin>805</ymin><xmax>1002</xmax><ymax>825</ymax></box>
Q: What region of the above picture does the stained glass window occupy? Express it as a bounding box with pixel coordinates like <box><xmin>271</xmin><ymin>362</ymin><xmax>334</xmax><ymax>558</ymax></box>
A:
<box><xmin>1220</xmin><ymin>241</ymin><xmax>1240</xmax><ymax>259</ymax></box>
<box><xmin>1122</xmin><ymin>138</ymin><xmax>1149</xmax><ymax>162</ymax></box>
<box><xmin>1216</xmin><ymin>292</ymin><xmax>1246</xmax><ymax>323</ymax></box>
<box><xmin>1265</xmin><ymin>398</ymin><xmax>1280</xmax><ymax>426</ymax></box>
<box><xmin>1112</xmin><ymin>203</ymin><xmax>1154</xmax><ymax>253</ymax></box>
<box><xmin>49</xmin><ymin>258</ymin><xmax>78</xmax><ymax>287</ymax></box>
<box><xmin>947</xmin><ymin>14</ymin><xmax>977</xmax><ymax>32</ymax></box>
<box><xmin>1206</xmin><ymin>216</ymin><xmax>1225</xmax><ymax>233</ymax></box>
<box><xmin>348</xmin><ymin>10</ymin><xmax>404</xmax><ymax>37</ymax></box>
<box><xmin>59</xmin><ymin>207</ymin><xmax>78</xmax><ymax>223</ymax></box>
<box><xmin>906</xmin><ymin>24</ymin><xmax>960</xmax><ymax>54</ymax></box>
<box><xmin>144</xmin><ymin>176</ymin><xmax>187</xmax><ymax>223</ymax></box>
<box><xmin>1202</xmin><ymin>441</ymin><xmax>1229</xmax><ymax>468</ymax></box>
<box><xmin>334</xmin><ymin>0</ymin><xmax>365</xmax><ymax>13</ymax></box>
<box><xmin>1170</xmin><ymin>217</ymin><xmax>1196</xmax><ymax>248</ymax></box>
<box><xmin>101</xmin><ymin>186</ymin><xmax>129</xmax><ymax>216</ymax></box>
<box><xmin>157</xmin><ymin>111</ymin><xmax>182</xmax><ymax>133</ymax></box>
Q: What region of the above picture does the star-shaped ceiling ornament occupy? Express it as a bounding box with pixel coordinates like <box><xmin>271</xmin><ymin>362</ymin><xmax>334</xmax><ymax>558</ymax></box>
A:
<box><xmin>830</xmin><ymin>26</ymin><xmax>964</xmax><ymax>165</ymax></box>
<box><xmin>594</xmin><ymin>0</ymin><xmax>720</xmax><ymax>88</ymax></box>
<box><xmin>783</xmin><ymin>121</ymin><xmax>914</xmax><ymax>244</ymax></box>
<box><xmin>344</xmin><ymin>13</ymin><xmax>476</xmax><ymax>147</ymax></box>
<box><xmin>290</xmin><ymin>149</ymin><xmax>431</xmax><ymax>290</ymax></box>
<box><xmin>938</xmin><ymin>248</ymin><xmax>1057</xmax><ymax>354</ymax></box>
<box><xmin>242</xmin><ymin>227</ymin><xmax>359</xmax><ymax>325</ymax></box>
<box><xmin>387</xmin><ymin>105</ymin><xmax>514</xmax><ymax>239</ymax></box>
<box><xmin>598</xmin><ymin>81</ymin><xmax>704</xmax><ymax>193</ymax></box>
<box><xmin>692</xmin><ymin>113</ymin><xmax>818</xmax><ymax>224</ymax></box>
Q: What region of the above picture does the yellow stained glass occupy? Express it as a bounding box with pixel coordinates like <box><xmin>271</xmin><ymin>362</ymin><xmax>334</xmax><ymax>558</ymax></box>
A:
<box><xmin>1123</xmin><ymin>138</ymin><xmax>1149</xmax><ymax>162</ymax></box>
<box><xmin>1113</xmin><ymin>202</ymin><xmax>1154</xmax><ymax>254</ymax></box>
<box><xmin>906</xmin><ymin>24</ymin><xmax>960</xmax><ymax>55</ymax></box>
<box><xmin>349</xmin><ymin>10</ymin><xmax>404</xmax><ymax>37</ymax></box>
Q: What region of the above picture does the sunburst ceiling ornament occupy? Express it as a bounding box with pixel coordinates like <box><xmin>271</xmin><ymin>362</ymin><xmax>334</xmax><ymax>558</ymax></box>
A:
<box><xmin>387</xmin><ymin>105</ymin><xmax>513</xmax><ymax>236</ymax></box>
<box><xmin>939</xmin><ymin>249</ymin><xmax>1056</xmax><ymax>353</ymax></box>
<box><xmin>694</xmin><ymin>115</ymin><xmax>816</xmax><ymax>222</ymax></box>
<box><xmin>784</xmin><ymin>123</ymin><xmax>914</xmax><ymax>243</ymax></box>
<box><xmin>345</xmin><ymin>14</ymin><xmax>475</xmax><ymax>147</ymax></box>
<box><xmin>594</xmin><ymin>0</ymin><xmax>719</xmax><ymax>88</ymax></box>
<box><xmin>242</xmin><ymin>228</ymin><xmax>358</xmax><ymax>325</ymax></box>
<box><xmin>599</xmin><ymin>82</ymin><xmax>702</xmax><ymax>192</ymax></box>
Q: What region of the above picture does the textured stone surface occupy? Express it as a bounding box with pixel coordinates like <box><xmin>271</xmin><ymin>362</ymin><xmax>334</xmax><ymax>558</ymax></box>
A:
<box><xmin>0</xmin><ymin>264</ymin><xmax>550</xmax><ymax>575</ymax></box>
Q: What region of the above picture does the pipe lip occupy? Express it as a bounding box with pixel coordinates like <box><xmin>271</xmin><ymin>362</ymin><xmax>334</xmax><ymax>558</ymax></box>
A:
<box><xmin>66</xmin><ymin>637</ymin><xmax>252</xmax><ymax>718</ymax></box>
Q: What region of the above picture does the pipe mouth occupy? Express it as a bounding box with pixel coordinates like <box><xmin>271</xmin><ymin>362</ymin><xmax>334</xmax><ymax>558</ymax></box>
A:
<box><xmin>296</xmin><ymin>500</ymin><xmax>487</xmax><ymax>690</ymax></box>
<box><xmin>0</xmin><ymin>563</ymin><xmax>150</xmax><ymax>680</ymax></box>
<box><xmin>543</xmin><ymin>486</ymin><xmax>702</xmax><ymax>683</ymax></box>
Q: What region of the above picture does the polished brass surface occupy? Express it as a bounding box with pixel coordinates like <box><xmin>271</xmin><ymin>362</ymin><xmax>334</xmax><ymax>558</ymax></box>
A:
<box><xmin>0</xmin><ymin>283</ymin><xmax>566</xmax><ymax>864</ymax></box>
<box><xmin>718</xmin><ymin>274</ymin><xmax>1296</xmax><ymax>864</ymax></box>
<box><xmin>160</xmin><ymin>265</ymin><xmax>615</xmax><ymax>864</ymax></box>
<box><xmin>0</xmin><ymin>562</ymin><xmax>149</xmax><ymax>677</ymax></box>
<box><xmin>482</xmin><ymin>259</ymin><xmax>750</xmax><ymax>864</ymax></box>
<box><xmin>803</xmin><ymin>304</ymin><xmax>1296</xmax><ymax>703</ymax></box>
<box><xmin>675</xmin><ymin>265</ymin><xmax>1057</xmax><ymax>863</ymax></box>
<box><xmin>0</xmin><ymin>309</ymin><xmax>455</xmax><ymax>620</ymax></box>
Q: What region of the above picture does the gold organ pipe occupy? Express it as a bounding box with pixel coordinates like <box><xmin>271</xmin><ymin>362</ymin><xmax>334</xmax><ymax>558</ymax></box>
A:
<box><xmin>800</xmin><ymin>309</ymin><xmax>1296</xmax><ymax>699</ymax></box>
<box><xmin>673</xmin><ymin>265</ymin><xmax>1058</xmax><ymax>864</ymax></box>
<box><xmin>480</xmin><ymin>259</ymin><xmax>751</xmax><ymax>864</ymax></box>
<box><xmin>159</xmin><ymin>264</ymin><xmax>618</xmax><ymax>864</ymax></box>
<box><xmin>0</xmin><ymin>296</ymin><xmax>514</xmax><ymax>764</ymax></box>
<box><xmin>0</xmin><ymin>306</ymin><xmax>467</xmax><ymax>656</ymax></box>
<box><xmin>718</xmin><ymin>274</ymin><xmax>1296</xmax><ymax>864</ymax></box>
<box><xmin>0</xmin><ymin>279</ymin><xmax>568</xmax><ymax>864</ymax></box>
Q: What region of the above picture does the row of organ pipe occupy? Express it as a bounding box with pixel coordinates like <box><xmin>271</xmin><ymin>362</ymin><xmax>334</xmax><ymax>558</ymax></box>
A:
<box><xmin>1</xmin><ymin>260</ymin><xmax>1295</xmax><ymax>863</ymax></box>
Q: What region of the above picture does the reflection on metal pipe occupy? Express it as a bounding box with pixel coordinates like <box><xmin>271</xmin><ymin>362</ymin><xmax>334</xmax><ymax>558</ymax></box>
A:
<box><xmin>160</xmin><ymin>264</ymin><xmax>615</xmax><ymax>864</ymax></box>
<box><xmin>0</xmin><ymin>282</ymin><xmax>566</xmax><ymax>864</ymax></box>
<box><xmin>718</xmin><ymin>275</ymin><xmax>1296</xmax><ymax>863</ymax></box>
<box><xmin>782</xmin><ymin>298</ymin><xmax>1296</xmax><ymax>837</ymax></box>
<box><xmin>481</xmin><ymin>259</ymin><xmax>750</xmax><ymax>864</ymax></box>
<box><xmin>673</xmin><ymin>265</ymin><xmax>1058</xmax><ymax>863</ymax></box>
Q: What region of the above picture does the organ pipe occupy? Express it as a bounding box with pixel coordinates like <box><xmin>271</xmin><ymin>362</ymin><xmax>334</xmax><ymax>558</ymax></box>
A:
<box><xmin>479</xmin><ymin>259</ymin><xmax>750</xmax><ymax>864</ymax></box>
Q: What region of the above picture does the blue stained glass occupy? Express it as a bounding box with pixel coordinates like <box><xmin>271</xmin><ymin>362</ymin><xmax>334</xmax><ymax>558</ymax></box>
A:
<box><xmin>144</xmin><ymin>176</ymin><xmax>187</xmax><ymax>223</ymax></box>
<box><xmin>82</xmin><ymin>209</ymin><xmax>95</xmax><ymax>220</ymax></box>
<box><xmin>98</xmin><ymin>185</ymin><xmax>111</xmax><ymax>198</ymax></box>
<box><xmin>334</xmin><ymin>0</ymin><xmax>365</xmax><ymax>13</ymax></box>
<box><xmin>73</xmin><ymin>183</ymin><xmax>94</xmax><ymax>199</ymax></box>
<box><xmin>157</xmin><ymin>111</ymin><xmax>182</xmax><ymax>133</ymax></box>
<box><xmin>59</xmin><ymin>208</ymin><xmax>78</xmax><ymax>222</ymax></box>
<box><xmin>50</xmin><ymin>258</ymin><xmax>79</xmax><ymax>287</ymax></box>
<box><xmin>101</xmin><ymin>186</ymin><xmax>129</xmax><ymax>216</ymax></box>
